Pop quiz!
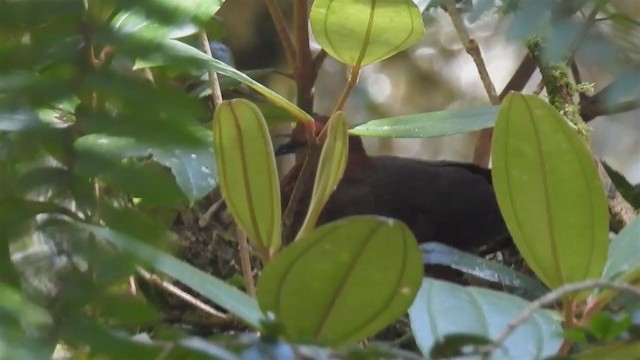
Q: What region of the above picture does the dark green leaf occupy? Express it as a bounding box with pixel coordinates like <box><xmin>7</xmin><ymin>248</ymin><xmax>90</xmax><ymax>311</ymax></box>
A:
<box><xmin>420</xmin><ymin>242</ymin><xmax>549</xmax><ymax>301</ymax></box>
<box><xmin>75</xmin><ymin>132</ymin><xmax>217</xmax><ymax>203</ymax></box>
<box><xmin>257</xmin><ymin>216</ymin><xmax>423</xmax><ymax>345</ymax></box>
<box><xmin>76</xmin><ymin>222</ymin><xmax>263</xmax><ymax>328</ymax></box>
<box><xmin>134</xmin><ymin>39</ymin><xmax>313</xmax><ymax>123</ymax></box>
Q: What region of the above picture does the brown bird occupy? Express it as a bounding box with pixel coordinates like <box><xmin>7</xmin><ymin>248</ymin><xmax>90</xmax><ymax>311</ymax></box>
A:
<box><xmin>278</xmin><ymin>115</ymin><xmax>509</xmax><ymax>253</ymax></box>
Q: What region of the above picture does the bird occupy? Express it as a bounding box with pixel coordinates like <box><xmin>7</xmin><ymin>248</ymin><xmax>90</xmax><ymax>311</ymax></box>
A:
<box><xmin>277</xmin><ymin>115</ymin><xmax>510</xmax><ymax>254</ymax></box>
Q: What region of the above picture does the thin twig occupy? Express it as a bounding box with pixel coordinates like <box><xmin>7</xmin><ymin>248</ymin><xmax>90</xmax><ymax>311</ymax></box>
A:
<box><xmin>333</xmin><ymin>67</ymin><xmax>360</xmax><ymax>113</ymax></box>
<box><xmin>198</xmin><ymin>31</ymin><xmax>223</xmax><ymax>107</ymax></box>
<box><xmin>294</xmin><ymin>0</ymin><xmax>315</xmax><ymax>113</ymax></box>
<box><xmin>236</xmin><ymin>227</ymin><xmax>256</xmax><ymax>295</ymax></box>
<box><xmin>444</xmin><ymin>0</ymin><xmax>499</xmax><ymax>167</ymax></box>
<box><xmin>136</xmin><ymin>268</ymin><xmax>229</xmax><ymax>322</ymax></box>
<box><xmin>265</xmin><ymin>0</ymin><xmax>297</xmax><ymax>68</ymax></box>
<box><xmin>482</xmin><ymin>280</ymin><xmax>640</xmax><ymax>356</ymax></box>
<box><xmin>445</xmin><ymin>0</ymin><xmax>499</xmax><ymax>105</ymax></box>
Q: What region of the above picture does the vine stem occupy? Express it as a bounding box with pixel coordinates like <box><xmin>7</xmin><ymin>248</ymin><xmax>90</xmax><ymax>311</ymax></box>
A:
<box><xmin>332</xmin><ymin>67</ymin><xmax>361</xmax><ymax>114</ymax></box>
<box><xmin>482</xmin><ymin>280</ymin><xmax>640</xmax><ymax>357</ymax></box>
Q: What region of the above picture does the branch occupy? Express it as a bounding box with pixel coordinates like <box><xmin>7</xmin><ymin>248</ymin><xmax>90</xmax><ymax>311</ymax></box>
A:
<box><xmin>528</xmin><ymin>39</ymin><xmax>635</xmax><ymax>230</ymax></box>
<box><xmin>236</xmin><ymin>227</ymin><xmax>256</xmax><ymax>294</ymax></box>
<box><xmin>294</xmin><ymin>0</ymin><xmax>315</xmax><ymax>113</ymax></box>
<box><xmin>265</xmin><ymin>0</ymin><xmax>297</xmax><ymax>68</ymax></box>
<box><xmin>482</xmin><ymin>279</ymin><xmax>640</xmax><ymax>356</ymax></box>
<box><xmin>444</xmin><ymin>0</ymin><xmax>500</xmax><ymax>167</ymax></box>
<box><xmin>581</xmin><ymin>83</ymin><xmax>640</xmax><ymax>122</ymax></box>
<box><xmin>136</xmin><ymin>268</ymin><xmax>229</xmax><ymax>323</ymax></box>
<box><xmin>198</xmin><ymin>31</ymin><xmax>223</xmax><ymax>107</ymax></box>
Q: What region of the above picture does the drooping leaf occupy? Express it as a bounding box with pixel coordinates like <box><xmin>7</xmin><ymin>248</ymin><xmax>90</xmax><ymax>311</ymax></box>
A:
<box><xmin>350</xmin><ymin>106</ymin><xmax>499</xmax><ymax>138</ymax></box>
<box><xmin>409</xmin><ymin>278</ymin><xmax>562</xmax><ymax>360</ymax></box>
<box><xmin>213</xmin><ymin>99</ymin><xmax>281</xmax><ymax>257</ymax></box>
<box><xmin>310</xmin><ymin>0</ymin><xmax>425</xmax><ymax>67</ymax></box>
<box><xmin>420</xmin><ymin>242</ymin><xmax>548</xmax><ymax>301</ymax></box>
<box><xmin>75</xmin><ymin>132</ymin><xmax>217</xmax><ymax>203</ymax></box>
<box><xmin>257</xmin><ymin>216</ymin><xmax>423</xmax><ymax>346</ymax></box>
<box><xmin>76</xmin><ymin>222</ymin><xmax>263</xmax><ymax>328</ymax></box>
<box><xmin>134</xmin><ymin>39</ymin><xmax>313</xmax><ymax>123</ymax></box>
<box><xmin>492</xmin><ymin>93</ymin><xmax>609</xmax><ymax>289</ymax></box>
<box><xmin>296</xmin><ymin>112</ymin><xmax>349</xmax><ymax>238</ymax></box>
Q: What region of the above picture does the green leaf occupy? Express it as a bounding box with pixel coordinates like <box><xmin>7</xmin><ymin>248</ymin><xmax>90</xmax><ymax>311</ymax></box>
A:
<box><xmin>256</xmin><ymin>215</ymin><xmax>423</xmax><ymax>346</ymax></box>
<box><xmin>213</xmin><ymin>99</ymin><xmax>281</xmax><ymax>257</ymax></box>
<box><xmin>111</xmin><ymin>0</ymin><xmax>222</xmax><ymax>40</ymax></box>
<box><xmin>76</xmin><ymin>222</ymin><xmax>263</xmax><ymax>328</ymax></box>
<box><xmin>75</xmin><ymin>132</ymin><xmax>217</xmax><ymax>203</ymax></box>
<box><xmin>409</xmin><ymin>278</ymin><xmax>562</xmax><ymax>360</ymax></box>
<box><xmin>297</xmin><ymin>112</ymin><xmax>349</xmax><ymax>238</ymax></box>
<box><xmin>575</xmin><ymin>341</ymin><xmax>640</xmax><ymax>360</ymax></box>
<box><xmin>310</xmin><ymin>0</ymin><xmax>425</xmax><ymax>67</ymax></box>
<box><xmin>349</xmin><ymin>106</ymin><xmax>499</xmax><ymax>138</ymax></box>
<box><xmin>491</xmin><ymin>93</ymin><xmax>608</xmax><ymax>289</ymax></box>
<box><xmin>603</xmin><ymin>216</ymin><xmax>640</xmax><ymax>280</ymax></box>
<box><xmin>134</xmin><ymin>39</ymin><xmax>313</xmax><ymax>123</ymax></box>
<box><xmin>0</xmin><ymin>283</ymin><xmax>52</xmax><ymax>327</ymax></box>
<box><xmin>420</xmin><ymin>242</ymin><xmax>549</xmax><ymax>301</ymax></box>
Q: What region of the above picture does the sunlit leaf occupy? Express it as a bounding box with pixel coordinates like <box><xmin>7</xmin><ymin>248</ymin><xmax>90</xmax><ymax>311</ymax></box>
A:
<box><xmin>409</xmin><ymin>278</ymin><xmax>562</xmax><ymax>360</ymax></box>
<box><xmin>492</xmin><ymin>93</ymin><xmax>609</xmax><ymax>289</ymax></box>
<box><xmin>296</xmin><ymin>112</ymin><xmax>349</xmax><ymax>238</ymax></box>
<box><xmin>134</xmin><ymin>39</ymin><xmax>313</xmax><ymax>123</ymax></box>
<box><xmin>350</xmin><ymin>106</ymin><xmax>499</xmax><ymax>138</ymax></box>
<box><xmin>77</xmin><ymin>222</ymin><xmax>263</xmax><ymax>328</ymax></box>
<box><xmin>213</xmin><ymin>99</ymin><xmax>281</xmax><ymax>256</ymax></box>
<box><xmin>257</xmin><ymin>216</ymin><xmax>422</xmax><ymax>345</ymax></box>
<box><xmin>310</xmin><ymin>0</ymin><xmax>425</xmax><ymax>67</ymax></box>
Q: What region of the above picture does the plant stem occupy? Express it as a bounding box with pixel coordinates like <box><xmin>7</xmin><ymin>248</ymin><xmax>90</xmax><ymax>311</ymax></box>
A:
<box><xmin>265</xmin><ymin>0</ymin><xmax>296</xmax><ymax>68</ymax></box>
<box><xmin>333</xmin><ymin>67</ymin><xmax>361</xmax><ymax>113</ymax></box>
<box><xmin>294</xmin><ymin>0</ymin><xmax>315</xmax><ymax>113</ymax></box>
<box><xmin>198</xmin><ymin>31</ymin><xmax>223</xmax><ymax>108</ymax></box>
<box><xmin>236</xmin><ymin>227</ymin><xmax>256</xmax><ymax>296</ymax></box>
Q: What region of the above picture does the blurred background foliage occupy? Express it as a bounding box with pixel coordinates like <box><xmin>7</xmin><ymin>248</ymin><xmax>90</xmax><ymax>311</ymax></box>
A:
<box><xmin>0</xmin><ymin>0</ymin><xmax>639</xmax><ymax>358</ymax></box>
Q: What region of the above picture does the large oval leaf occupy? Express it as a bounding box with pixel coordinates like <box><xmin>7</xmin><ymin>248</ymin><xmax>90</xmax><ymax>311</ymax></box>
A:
<box><xmin>296</xmin><ymin>112</ymin><xmax>349</xmax><ymax>238</ymax></box>
<box><xmin>310</xmin><ymin>0</ymin><xmax>425</xmax><ymax>67</ymax></box>
<box><xmin>350</xmin><ymin>106</ymin><xmax>499</xmax><ymax>138</ymax></box>
<box><xmin>492</xmin><ymin>93</ymin><xmax>609</xmax><ymax>289</ymax></box>
<box><xmin>409</xmin><ymin>278</ymin><xmax>562</xmax><ymax>360</ymax></box>
<box><xmin>213</xmin><ymin>99</ymin><xmax>281</xmax><ymax>257</ymax></box>
<box><xmin>256</xmin><ymin>216</ymin><xmax>422</xmax><ymax>345</ymax></box>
